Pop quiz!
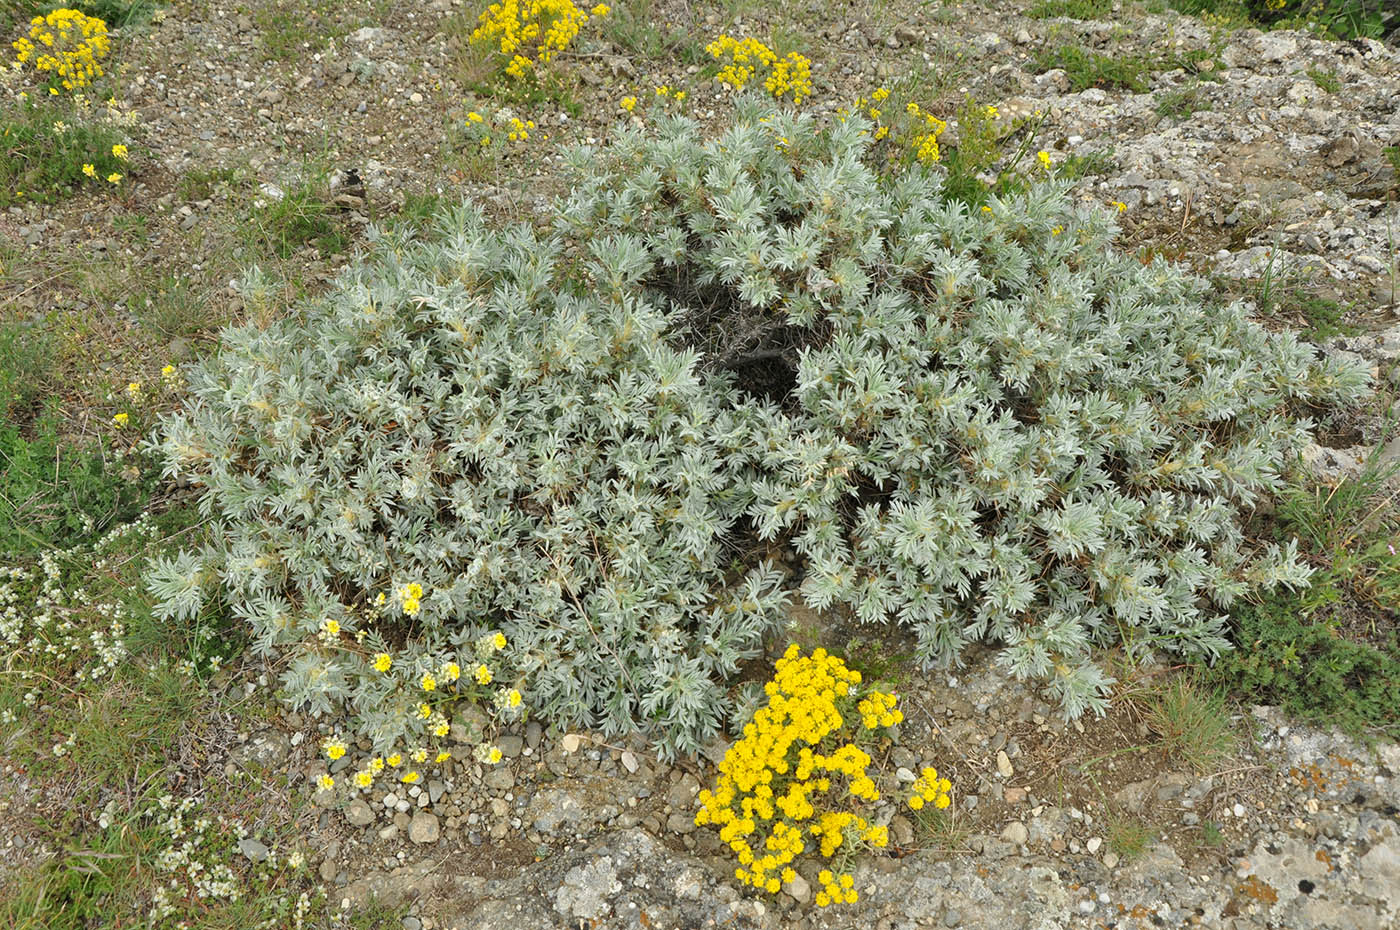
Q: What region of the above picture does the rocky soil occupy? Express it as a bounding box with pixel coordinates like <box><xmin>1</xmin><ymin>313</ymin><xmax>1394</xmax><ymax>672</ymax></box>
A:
<box><xmin>2</xmin><ymin>0</ymin><xmax>1399</xmax><ymax>927</ymax></box>
<box><xmin>235</xmin><ymin>642</ymin><xmax>1400</xmax><ymax>930</ymax></box>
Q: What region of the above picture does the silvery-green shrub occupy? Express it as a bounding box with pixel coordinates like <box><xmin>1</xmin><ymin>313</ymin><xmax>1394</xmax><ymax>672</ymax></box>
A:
<box><xmin>557</xmin><ymin>98</ymin><xmax>1370</xmax><ymax>717</ymax></box>
<box><xmin>147</xmin><ymin>207</ymin><xmax>788</xmax><ymax>758</ymax></box>
<box><xmin>150</xmin><ymin>96</ymin><xmax>1369</xmax><ymax>752</ymax></box>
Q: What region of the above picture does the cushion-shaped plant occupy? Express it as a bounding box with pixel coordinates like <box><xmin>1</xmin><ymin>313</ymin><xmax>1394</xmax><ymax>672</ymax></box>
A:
<box><xmin>148</xmin><ymin>207</ymin><xmax>788</xmax><ymax>758</ymax></box>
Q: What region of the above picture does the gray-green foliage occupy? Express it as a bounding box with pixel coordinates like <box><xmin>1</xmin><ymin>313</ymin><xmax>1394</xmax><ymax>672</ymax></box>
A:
<box><xmin>150</xmin><ymin>97</ymin><xmax>1369</xmax><ymax>753</ymax></box>
<box><xmin>147</xmin><ymin>207</ymin><xmax>789</xmax><ymax>758</ymax></box>
<box><xmin>557</xmin><ymin>99</ymin><xmax>1370</xmax><ymax>717</ymax></box>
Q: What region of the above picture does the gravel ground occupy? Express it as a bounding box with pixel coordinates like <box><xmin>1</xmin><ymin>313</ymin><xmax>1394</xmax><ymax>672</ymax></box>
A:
<box><xmin>2</xmin><ymin>0</ymin><xmax>1399</xmax><ymax>927</ymax></box>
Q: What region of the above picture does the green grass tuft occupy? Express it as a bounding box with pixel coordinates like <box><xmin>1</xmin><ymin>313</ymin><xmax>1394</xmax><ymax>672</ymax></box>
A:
<box><xmin>1032</xmin><ymin>45</ymin><xmax>1152</xmax><ymax>93</ymax></box>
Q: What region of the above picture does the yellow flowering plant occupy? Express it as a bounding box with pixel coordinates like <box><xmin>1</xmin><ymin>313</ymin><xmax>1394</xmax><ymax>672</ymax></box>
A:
<box><xmin>695</xmin><ymin>645</ymin><xmax>944</xmax><ymax>907</ymax></box>
<box><xmin>705</xmin><ymin>35</ymin><xmax>812</xmax><ymax>104</ymax></box>
<box><xmin>469</xmin><ymin>0</ymin><xmax>609</xmax><ymax>82</ymax></box>
<box><xmin>10</xmin><ymin>9</ymin><xmax>111</xmax><ymax>94</ymax></box>
<box><xmin>303</xmin><ymin>593</ymin><xmax>528</xmax><ymax>801</ymax></box>
<box><xmin>0</xmin><ymin>87</ymin><xmax>137</xmax><ymax>205</ymax></box>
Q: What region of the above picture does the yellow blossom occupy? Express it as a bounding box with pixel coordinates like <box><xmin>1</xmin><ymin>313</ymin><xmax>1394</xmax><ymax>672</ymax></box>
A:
<box><xmin>475</xmin><ymin>664</ymin><xmax>493</xmax><ymax>685</ymax></box>
<box><xmin>111</xmin><ymin>143</ymin><xmax>128</xmax><ymax>160</ymax></box>
<box><xmin>106</xmin><ymin>172</ymin><xmax>121</xmax><ymax>184</ymax></box>
<box><xmin>387</xmin><ymin>753</ymin><xmax>402</xmax><ymax>768</ymax></box>
<box><xmin>355</xmin><ymin>770</ymin><xmax>374</xmax><ymax>787</ymax></box>
<box><xmin>112</xmin><ymin>412</ymin><xmax>128</xmax><ymax>428</ymax></box>
<box><xmin>322</xmin><ymin>618</ymin><xmax>340</xmax><ymax>635</ymax></box>
<box><xmin>401</xmin><ymin>770</ymin><xmax>420</xmax><ymax>784</ymax></box>
<box><xmin>318</xmin><ymin>774</ymin><xmax>335</xmax><ymax>790</ymax></box>
<box><xmin>373</xmin><ymin>652</ymin><xmax>392</xmax><ymax>673</ymax></box>
<box><xmin>82</xmin><ymin>163</ymin><xmax>96</xmax><ymax>178</ymax></box>
<box><xmin>323</xmin><ymin>738</ymin><xmax>347</xmax><ymax>761</ymax></box>
<box><xmin>421</xmin><ymin>672</ymin><xmax>437</xmax><ymax>691</ymax></box>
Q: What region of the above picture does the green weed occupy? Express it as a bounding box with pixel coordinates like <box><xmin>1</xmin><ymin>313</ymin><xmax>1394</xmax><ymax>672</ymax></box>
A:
<box><xmin>177</xmin><ymin>165</ymin><xmax>246</xmax><ymax>202</ymax></box>
<box><xmin>1032</xmin><ymin>45</ymin><xmax>1152</xmax><ymax>93</ymax></box>
<box><xmin>1155</xmin><ymin>85</ymin><xmax>1213</xmax><ymax>120</ymax></box>
<box><xmin>1139</xmin><ymin>674</ymin><xmax>1236</xmax><ymax>773</ymax></box>
<box><xmin>1206</xmin><ymin>444</ymin><xmax>1400</xmax><ymax>740</ymax></box>
<box><xmin>600</xmin><ymin>0</ymin><xmax>707</xmax><ymax>64</ymax></box>
<box><xmin>133</xmin><ymin>273</ymin><xmax>227</xmax><ymax>339</ymax></box>
<box><xmin>1168</xmin><ymin>0</ymin><xmax>1391</xmax><ymax>40</ymax></box>
<box><xmin>1027</xmin><ymin>0</ymin><xmax>1114</xmax><ymax>18</ymax></box>
<box><xmin>1306</xmin><ymin>66</ymin><xmax>1342</xmax><ymax>94</ymax></box>
<box><xmin>1058</xmin><ymin>148</ymin><xmax>1117</xmax><ymax>180</ymax></box>
<box><xmin>251</xmin><ymin>0</ymin><xmax>352</xmax><ymax>63</ymax></box>
<box><xmin>1106</xmin><ymin>815</ymin><xmax>1155</xmax><ymax>860</ymax></box>
<box><xmin>0</xmin><ymin>324</ymin><xmax>152</xmax><ymax>557</ymax></box>
<box><xmin>0</xmin><ymin>97</ymin><xmax>132</xmax><ymax>206</ymax></box>
<box><xmin>42</xmin><ymin>0</ymin><xmax>164</xmax><ymax>28</ymax></box>
<box><xmin>245</xmin><ymin>173</ymin><xmax>351</xmax><ymax>260</ymax></box>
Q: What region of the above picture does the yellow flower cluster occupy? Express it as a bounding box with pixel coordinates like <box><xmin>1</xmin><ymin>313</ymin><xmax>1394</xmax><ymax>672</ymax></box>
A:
<box><xmin>399</xmin><ymin>582</ymin><xmax>423</xmax><ymax>616</ymax></box>
<box><xmin>695</xmin><ymin>645</ymin><xmax>897</xmax><ymax>906</ymax></box>
<box><xmin>845</xmin><ymin>89</ymin><xmax>947</xmax><ymax>165</ymax></box>
<box><xmin>904</xmin><ymin>101</ymin><xmax>947</xmax><ymax>166</ymax></box>
<box><xmin>764</xmin><ymin>51</ymin><xmax>812</xmax><ymax>104</ymax></box>
<box><xmin>705</xmin><ymin>36</ymin><xmax>812</xmax><ymax>104</ymax></box>
<box><xmin>907</xmin><ymin>766</ymin><xmax>952</xmax><ymax>812</ymax></box>
<box><xmin>856</xmin><ymin>690</ymin><xmax>902</xmax><ymax>729</ymax></box>
<box><xmin>506</xmin><ymin>116</ymin><xmax>534</xmax><ymax>142</ymax></box>
<box><xmin>816</xmin><ymin>868</ymin><xmax>858</xmax><ymax>907</ymax></box>
<box><xmin>470</xmin><ymin>0</ymin><xmax>609</xmax><ymax>81</ymax></box>
<box><xmin>10</xmin><ymin>9</ymin><xmax>110</xmax><ymax>93</ymax></box>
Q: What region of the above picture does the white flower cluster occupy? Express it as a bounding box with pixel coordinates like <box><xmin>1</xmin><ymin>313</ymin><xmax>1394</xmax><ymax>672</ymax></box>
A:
<box><xmin>0</xmin><ymin>515</ymin><xmax>157</xmax><ymax>695</ymax></box>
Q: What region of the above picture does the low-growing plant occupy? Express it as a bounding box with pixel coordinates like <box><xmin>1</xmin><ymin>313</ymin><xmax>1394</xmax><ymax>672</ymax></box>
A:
<box><xmin>9</xmin><ymin>7</ymin><xmax>110</xmax><ymax>93</ymax></box>
<box><xmin>1032</xmin><ymin>45</ymin><xmax>1151</xmax><ymax>93</ymax></box>
<box><xmin>245</xmin><ymin>173</ymin><xmax>351</xmax><ymax>259</ymax></box>
<box><xmin>695</xmin><ymin>645</ymin><xmax>936</xmax><ymax>907</ymax></box>
<box><xmin>469</xmin><ymin>0</ymin><xmax>612</xmax><ymax>81</ymax></box>
<box><xmin>706</xmin><ymin>34</ymin><xmax>812</xmax><ymax>104</ymax></box>
<box><xmin>1155</xmin><ymin>84</ymin><xmax>1212</xmax><ymax>120</ymax></box>
<box><xmin>1057</xmin><ymin>147</ymin><xmax>1117</xmax><ymax>180</ymax></box>
<box><xmin>598</xmin><ymin>0</ymin><xmax>704</xmax><ymax>64</ymax></box>
<box><xmin>1027</xmin><ymin>0</ymin><xmax>1113</xmax><ymax>18</ymax></box>
<box><xmin>1107</xmin><ymin>814</ymin><xmax>1155</xmax><ymax>859</ymax></box>
<box><xmin>1169</xmin><ymin>0</ymin><xmax>1393</xmax><ymax>39</ymax></box>
<box><xmin>1305</xmin><ymin>66</ymin><xmax>1341</xmax><ymax>94</ymax></box>
<box><xmin>0</xmin><ymin>323</ymin><xmax>155</xmax><ymax>556</ymax></box>
<box><xmin>150</xmin><ymin>97</ymin><xmax>1369</xmax><ymax>757</ymax></box>
<box><xmin>0</xmin><ymin>93</ymin><xmax>135</xmax><ymax>205</ymax></box>
<box><xmin>1139</xmin><ymin>673</ymin><xmax>1235</xmax><ymax>772</ymax></box>
<box><xmin>1207</xmin><ymin>446</ymin><xmax>1400</xmax><ymax>739</ymax></box>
